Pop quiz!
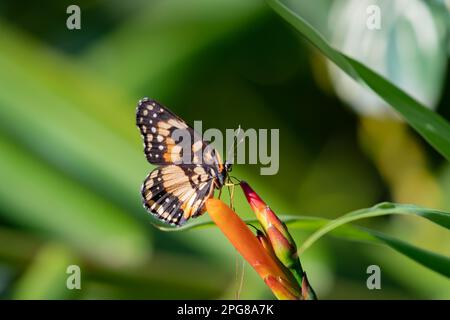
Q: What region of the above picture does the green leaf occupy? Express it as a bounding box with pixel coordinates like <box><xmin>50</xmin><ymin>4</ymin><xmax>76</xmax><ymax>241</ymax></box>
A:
<box><xmin>165</xmin><ymin>203</ymin><xmax>450</xmax><ymax>278</ymax></box>
<box><xmin>266</xmin><ymin>0</ymin><xmax>450</xmax><ymax>161</ymax></box>
<box><xmin>295</xmin><ymin>219</ymin><xmax>450</xmax><ymax>279</ymax></box>
<box><xmin>368</xmin><ymin>230</ymin><xmax>450</xmax><ymax>279</ymax></box>
<box><xmin>299</xmin><ymin>202</ymin><xmax>450</xmax><ymax>253</ymax></box>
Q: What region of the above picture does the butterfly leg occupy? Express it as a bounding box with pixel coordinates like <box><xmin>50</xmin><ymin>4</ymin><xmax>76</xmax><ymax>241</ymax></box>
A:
<box><xmin>226</xmin><ymin>184</ymin><xmax>234</xmax><ymax>211</ymax></box>
<box><xmin>225</xmin><ymin>180</ymin><xmax>237</xmax><ymax>211</ymax></box>
<box><xmin>230</xmin><ymin>184</ymin><xmax>235</xmax><ymax>210</ymax></box>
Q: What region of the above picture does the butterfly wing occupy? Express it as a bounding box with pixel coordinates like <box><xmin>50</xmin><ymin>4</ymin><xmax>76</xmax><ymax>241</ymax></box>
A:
<box><xmin>137</xmin><ymin>97</ymin><xmax>227</xmax><ymax>225</ymax></box>
<box><xmin>141</xmin><ymin>164</ymin><xmax>215</xmax><ymax>226</ymax></box>
<box><xmin>136</xmin><ymin>97</ymin><xmax>221</xmax><ymax>167</ymax></box>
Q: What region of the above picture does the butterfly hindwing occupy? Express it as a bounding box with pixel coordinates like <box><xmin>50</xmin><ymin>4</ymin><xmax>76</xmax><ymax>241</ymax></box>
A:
<box><xmin>141</xmin><ymin>164</ymin><xmax>215</xmax><ymax>226</ymax></box>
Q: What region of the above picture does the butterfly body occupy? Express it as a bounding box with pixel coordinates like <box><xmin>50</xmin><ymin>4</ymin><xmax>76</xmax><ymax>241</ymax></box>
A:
<box><xmin>136</xmin><ymin>97</ymin><xmax>231</xmax><ymax>226</ymax></box>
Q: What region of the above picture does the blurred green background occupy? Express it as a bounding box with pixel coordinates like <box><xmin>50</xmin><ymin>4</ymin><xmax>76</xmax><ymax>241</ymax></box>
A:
<box><xmin>0</xmin><ymin>0</ymin><xmax>449</xmax><ymax>299</ymax></box>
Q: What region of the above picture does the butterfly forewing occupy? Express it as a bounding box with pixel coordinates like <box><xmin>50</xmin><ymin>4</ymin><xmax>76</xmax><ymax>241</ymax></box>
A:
<box><xmin>136</xmin><ymin>98</ymin><xmax>219</xmax><ymax>166</ymax></box>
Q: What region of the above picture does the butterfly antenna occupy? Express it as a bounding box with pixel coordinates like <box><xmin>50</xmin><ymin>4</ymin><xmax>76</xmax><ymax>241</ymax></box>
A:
<box><xmin>226</xmin><ymin>125</ymin><xmax>245</xmax><ymax>163</ymax></box>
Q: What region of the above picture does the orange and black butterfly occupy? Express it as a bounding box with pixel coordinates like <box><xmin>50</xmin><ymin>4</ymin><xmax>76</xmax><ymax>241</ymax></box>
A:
<box><xmin>136</xmin><ymin>97</ymin><xmax>232</xmax><ymax>226</ymax></box>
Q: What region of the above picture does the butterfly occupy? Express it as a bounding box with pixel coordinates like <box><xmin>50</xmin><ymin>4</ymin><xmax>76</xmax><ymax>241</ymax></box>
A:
<box><xmin>136</xmin><ymin>97</ymin><xmax>232</xmax><ymax>226</ymax></box>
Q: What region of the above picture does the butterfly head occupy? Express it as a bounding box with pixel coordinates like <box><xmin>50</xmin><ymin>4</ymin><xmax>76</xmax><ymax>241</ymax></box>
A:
<box><xmin>215</xmin><ymin>160</ymin><xmax>232</xmax><ymax>188</ymax></box>
<box><xmin>224</xmin><ymin>160</ymin><xmax>232</xmax><ymax>173</ymax></box>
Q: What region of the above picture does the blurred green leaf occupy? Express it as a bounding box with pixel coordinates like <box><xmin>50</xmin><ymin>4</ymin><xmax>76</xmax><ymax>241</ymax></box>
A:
<box><xmin>0</xmin><ymin>135</ymin><xmax>151</xmax><ymax>267</ymax></box>
<box><xmin>0</xmin><ymin>21</ymin><xmax>146</xmax><ymax>214</ymax></box>
<box><xmin>82</xmin><ymin>0</ymin><xmax>267</xmax><ymax>96</ymax></box>
<box><xmin>325</xmin><ymin>0</ymin><xmax>447</xmax><ymax>116</ymax></box>
<box><xmin>0</xmin><ymin>226</ymin><xmax>229</xmax><ymax>299</ymax></box>
<box><xmin>83</xmin><ymin>252</ymin><xmax>230</xmax><ymax>299</ymax></box>
<box><xmin>267</xmin><ymin>0</ymin><xmax>450</xmax><ymax>161</ymax></box>
<box><xmin>12</xmin><ymin>244</ymin><xmax>79</xmax><ymax>299</ymax></box>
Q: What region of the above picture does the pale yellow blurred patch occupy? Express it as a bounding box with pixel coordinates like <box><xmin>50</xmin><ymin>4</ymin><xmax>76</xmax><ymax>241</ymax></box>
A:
<box><xmin>358</xmin><ymin>116</ymin><xmax>442</xmax><ymax>208</ymax></box>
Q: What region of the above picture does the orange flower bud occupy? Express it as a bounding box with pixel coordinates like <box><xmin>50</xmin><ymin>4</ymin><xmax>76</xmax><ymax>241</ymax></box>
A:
<box><xmin>206</xmin><ymin>198</ymin><xmax>302</xmax><ymax>300</ymax></box>
<box><xmin>240</xmin><ymin>181</ymin><xmax>305</xmax><ymax>282</ymax></box>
